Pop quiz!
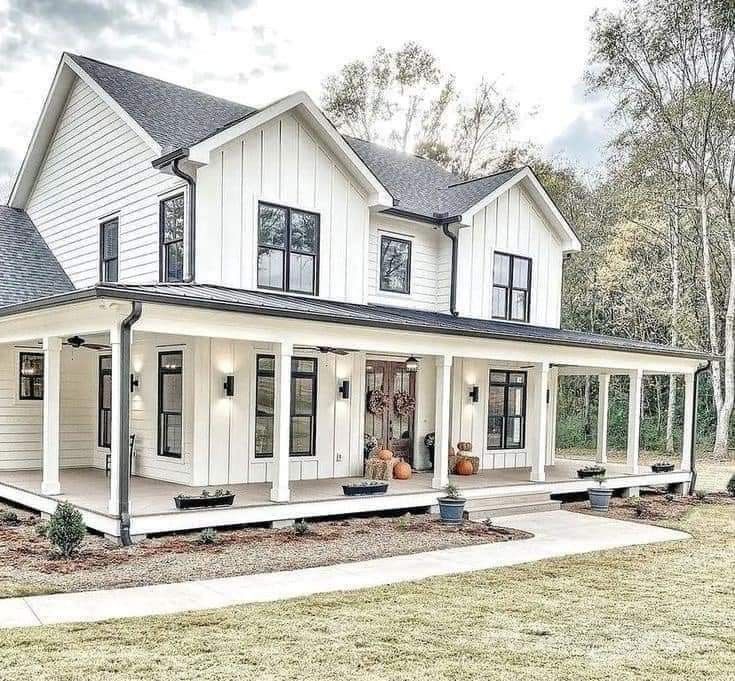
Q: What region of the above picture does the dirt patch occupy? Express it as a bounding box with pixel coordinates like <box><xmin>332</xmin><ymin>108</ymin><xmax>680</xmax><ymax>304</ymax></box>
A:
<box><xmin>0</xmin><ymin>503</ymin><xmax>530</xmax><ymax>597</ymax></box>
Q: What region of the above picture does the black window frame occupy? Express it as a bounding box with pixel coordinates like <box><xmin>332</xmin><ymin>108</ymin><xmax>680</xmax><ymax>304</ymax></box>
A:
<box><xmin>379</xmin><ymin>234</ymin><xmax>412</xmax><ymax>294</ymax></box>
<box><xmin>257</xmin><ymin>201</ymin><xmax>320</xmax><ymax>295</ymax></box>
<box><xmin>98</xmin><ymin>355</ymin><xmax>112</xmax><ymax>448</ymax></box>
<box><xmin>254</xmin><ymin>353</ymin><xmax>318</xmax><ymax>459</ymax></box>
<box><xmin>157</xmin><ymin>350</ymin><xmax>183</xmax><ymax>459</ymax></box>
<box><xmin>159</xmin><ymin>193</ymin><xmax>186</xmax><ymax>283</ymax></box>
<box><xmin>486</xmin><ymin>370</ymin><xmax>527</xmax><ymax>450</ymax></box>
<box><xmin>492</xmin><ymin>252</ymin><xmax>532</xmax><ymax>323</ymax></box>
<box><xmin>99</xmin><ymin>217</ymin><xmax>119</xmax><ymax>283</ymax></box>
<box><xmin>18</xmin><ymin>352</ymin><xmax>44</xmax><ymax>401</ymax></box>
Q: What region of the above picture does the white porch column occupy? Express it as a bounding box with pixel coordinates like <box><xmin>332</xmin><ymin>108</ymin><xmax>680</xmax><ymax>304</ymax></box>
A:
<box><xmin>432</xmin><ymin>354</ymin><xmax>453</xmax><ymax>490</ymax></box>
<box><xmin>680</xmin><ymin>372</ymin><xmax>696</xmax><ymax>472</ymax></box>
<box><xmin>108</xmin><ymin>324</ymin><xmax>121</xmax><ymax>514</ymax></box>
<box><xmin>270</xmin><ymin>342</ymin><xmax>292</xmax><ymax>503</ymax></box>
<box><xmin>627</xmin><ymin>368</ymin><xmax>643</xmax><ymax>474</ymax></box>
<box><xmin>41</xmin><ymin>336</ymin><xmax>62</xmax><ymax>495</ymax></box>
<box><xmin>597</xmin><ymin>374</ymin><xmax>610</xmax><ymax>464</ymax></box>
<box><xmin>531</xmin><ymin>361</ymin><xmax>550</xmax><ymax>482</ymax></box>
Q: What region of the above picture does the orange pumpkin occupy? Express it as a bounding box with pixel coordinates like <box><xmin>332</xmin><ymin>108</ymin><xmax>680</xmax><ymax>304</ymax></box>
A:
<box><xmin>393</xmin><ymin>461</ymin><xmax>412</xmax><ymax>480</ymax></box>
<box><xmin>377</xmin><ymin>449</ymin><xmax>393</xmax><ymax>461</ymax></box>
<box><xmin>455</xmin><ymin>459</ymin><xmax>474</xmax><ymax>476</ymax></box>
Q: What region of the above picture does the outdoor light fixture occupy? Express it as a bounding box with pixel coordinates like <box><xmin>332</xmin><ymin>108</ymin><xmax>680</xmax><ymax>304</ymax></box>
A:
<box><xmin>20</xmin><ymin>357</ymin><xmax>41</xmax><ymax>377</ymax></box>
<box><xmin>130</xmin><ymin>374</ymin><xmax>140</xmax><ymax>393</ymax></box>
<box><xmin>338</xmin><ymin>379</ymin><xmax>350</xmax><ymax>399</ymax></box>
<box><xmin>405</xmin><ymin>356</ymin><xmax>419</xmax><ymax>373</ymax></box>
<box><xmin>224</xmin><ymin>375</ymin><xmax>235</xmax><ymax>397</ymax></box>
<box><xmin>469</xmin><ymin>385</ymin><xmax>480</xmax><ymax>403</ymax></box>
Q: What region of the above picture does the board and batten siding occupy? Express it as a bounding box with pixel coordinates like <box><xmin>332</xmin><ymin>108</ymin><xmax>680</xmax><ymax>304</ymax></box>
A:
<box><xmin>196</xmin><ymin>112</ymin><xmax>370</xmax><ymax>302</ymax></box>
<box><xmin>455</xmin><ymin>184</ymin><xmax>563</xmax><ymax>327</ymax></box>
<box><xmin>25</xmin><ymin>77</ymin><xmax>181</xmax><ymax>287</ymax></box>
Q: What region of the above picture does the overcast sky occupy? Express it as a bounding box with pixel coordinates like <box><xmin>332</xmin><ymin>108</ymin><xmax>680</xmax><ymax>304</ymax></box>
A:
<box><xmin>0</xmin><ymin>0</ymin><xmax>622</xmax><ymax>201</ymax></box>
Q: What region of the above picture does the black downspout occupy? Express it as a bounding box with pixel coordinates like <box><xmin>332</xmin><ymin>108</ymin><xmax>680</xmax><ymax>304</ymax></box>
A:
<box><xmin>688</xmin><ymin>360</ymin><xmax>711</xmax><ymax>495</ymax></box>
<box><xmin>118</xmin><ymin>301</ymin><xmax>142</xmax><ymax>545</ymax></box>
<box><xmin>441</xmin><ymin>221</ymin><xmax>460</xmax><ymax>317</ymax></box>
<box><xmin>171</xmin><ymin>157</ymin><xmax>197</xmax><ymax>283</ymax></box>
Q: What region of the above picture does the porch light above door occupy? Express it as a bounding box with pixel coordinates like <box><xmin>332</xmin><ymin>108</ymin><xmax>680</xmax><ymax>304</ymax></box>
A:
<box><xmin>405</xmin><ymin>356</ymin><xmax>419</xmax><ymax>373</ymax></box>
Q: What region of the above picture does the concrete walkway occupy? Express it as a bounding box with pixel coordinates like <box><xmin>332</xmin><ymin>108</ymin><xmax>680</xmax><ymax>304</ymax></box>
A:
<box><xmin>0</xmin><ymin>511</ymin><xmax>688</xmax><ymax>629</ymax></box>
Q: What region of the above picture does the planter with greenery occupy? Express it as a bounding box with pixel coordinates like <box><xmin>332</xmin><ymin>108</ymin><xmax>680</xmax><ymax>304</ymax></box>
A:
<box><xmin>727</xmin><ymin>474</ymin><xmax>735</xmax><ymax>497</ymax></box>
<box><xmin>174</xmin><ymin>489</ymin><xmax>235</xmax><ymax>510</ymax></box>
<box><xmin>577</xmin><ymin>465</ymin><xmax>606</xmax><ymax>479</ymax></box>
<box><xmin>424</xmin><ymin>432</ymin><xmax>435</xmax><ymax>467</ymax></box>
<box><xmin>588</xmin><ymin>475</ymin><xmax>612</xmax><ymax>512</ymax></box>
<box><xmin>342</xmin><ymin>480</ymin><xmax>389</xmax><ymax>496</ymax></box>
<box><xmin>651</xmin><ymin>462</ymin><xmax>675</xmax><ymax>473</ymax></box>
<box><xmin>437</xmin><ymin>483</ymin><xmax>466</xmax><ymax>524</ymax></box>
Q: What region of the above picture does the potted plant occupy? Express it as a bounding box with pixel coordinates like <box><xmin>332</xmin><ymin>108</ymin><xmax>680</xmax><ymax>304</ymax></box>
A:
<box><xmin>651</xmin><ymin>461</ymin><xmax>675</xmax><ymax>473</ymax></box>
<box><xmin>577</xmin><ymin>464</ymin><xmax>606</xmax><ymax>479</ymax></box>
<box><xmin>437</xmin><ymin>483</ymin><xmax>466</xmax><ymax>524</ymax></box>
<box><xmin>424</xmin><ymin>432</ymin><xmax>435</xmax><ymax>467</ymax></box>
<box><xmin>588</xmin><ymin>475</ymin><xmax>612</xmax><ymax>512</ymax></box>
<box><xmin>174</xmin><ymin>488</ymin><xmax>235</xmax><ymax>510</ymax></box>
<box><xmin>363</xmin><ymin>433</ymin><xmax>379</xmax><ymax>460</ymax></box>
<box><xmin>342</xmin><ymin>480</ymin><xmax>389</xmax><ymax>496</ymax></box>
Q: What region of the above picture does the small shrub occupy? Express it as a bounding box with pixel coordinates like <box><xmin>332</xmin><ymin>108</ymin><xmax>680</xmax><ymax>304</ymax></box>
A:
<box><xmin>727</xmin><ymin>474</ymin><xmax>735</xmax><ymax>497</ymax></box>
<box><xmin>35</xmin><ymin>520</ymin><xmax>49</xmax><ymax>537</ymax></box>
<box><xmin>0</xmin><ymin>509</ymin><xmax>19</xmax><ymax>524</ymax></box>
<box><xmin>47</xmin><ymin>502</ymin><xmax>86</xmax><ymax>558</ymax></box>
<box><xmin>199</xmin><ymin>528</ymin><xmax>218</xmax><ymax>544</ymax></box>
<box><xmin>483</xmin><ymin>517</ymin><xmax>493</xmax><ymax>529</ymax></box>
<box><xmin>294</xmin><ymin>520</ymin><xmax>309</xmax><ymax>536</ymax></box>
<box><xmin>445</xmin><ymin>483</ymin><xmax>461</xmax><ymax>499</ymax></box>
<box><xmin>695</xmin><ymin>489</ymin><xmax>708</xmax><ymax>501</ymax></box>
<box><xmin>397</xmin><ymin>513</ymin><xmax>411</xmax><ymax>530</ymax></box>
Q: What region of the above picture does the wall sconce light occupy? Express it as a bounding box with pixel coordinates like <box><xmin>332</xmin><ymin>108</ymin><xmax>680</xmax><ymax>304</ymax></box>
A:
<box><xmin>338</xmin><ymin>379</ymin><xmax>350</xmax><ymax>399</ymax></box>
<box><xmin>405</xmin><ymin>356</ymin><xmax>419</xmax><ymax>373</ymax></box>
<box><xmin>469</xmin><ymin>385</ymin><xmax>479</xmax><ymax>403</ymax></box>
<box><xmin>223</xmin><ymin>375</ymin><xmax>235</xmax><ymax>397</ymax></box>
<box><xmin>130</xmin><ymin>374</ymin><xmax>140</xmax><ymax>393</ymax></box>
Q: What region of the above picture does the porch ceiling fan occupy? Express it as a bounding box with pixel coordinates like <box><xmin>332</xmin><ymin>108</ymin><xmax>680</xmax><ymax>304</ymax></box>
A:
<box><xmin>64</xmin><ymin>335</ymin><xmax>110</xmax><ymax>351</ymax></box>
<box><xmin>315</xmin><ymin>346</ymin><xmax>354</xmax><ymax>356</ymax></box>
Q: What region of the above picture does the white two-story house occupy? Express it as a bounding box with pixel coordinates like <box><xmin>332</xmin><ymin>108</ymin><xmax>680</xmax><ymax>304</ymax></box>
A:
<box><xmin>0</xmin><ymin>54</ymin><xmax>709</xmax><ymax>541</ymax></box>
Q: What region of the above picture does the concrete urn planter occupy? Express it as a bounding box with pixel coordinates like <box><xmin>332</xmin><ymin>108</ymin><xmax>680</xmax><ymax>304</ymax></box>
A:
<box><xmin>588</xmin><ymin>487</ymin><xmax>613</xmax><ymax>512</ymax></box>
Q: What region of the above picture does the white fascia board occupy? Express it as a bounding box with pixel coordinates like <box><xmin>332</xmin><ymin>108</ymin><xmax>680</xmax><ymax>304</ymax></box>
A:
<box><xmin>460</xmin><ymin>168</ymin><xmax>582</xmax><ymax>253</ymax></box>
<box><xmin>188</xmin><ymin>91</ymin><xmax>393</xmax><ymax>207</ymax></box>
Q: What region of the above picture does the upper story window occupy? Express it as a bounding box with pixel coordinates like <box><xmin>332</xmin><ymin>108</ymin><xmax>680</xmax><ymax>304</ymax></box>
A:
<box><xmin>257</xmin><ymin>202</ymin><xmax>319</xmax><ymax>295</ymax></box>
<box><xmin>487</xmin><ymin>370</ymin><xmax>526</xmax><ymax>450</ymax></box>
<box><xmin>19</xmin><ymin>352</ymin><xmax>44</xmax><ymax>401</ymax></box>
<box><xmin>492</xmin><ymin>252</ymin><xmax>531</xmax><ymax>322</ymax></box>
<box><xmin>160</xmin><ymin>193</ymin><xmax>185</xmax><ymax>282</ymax></box>
<box><xmin>100</xmin><ymin>218</ymin><xmax>119</xmax><ymax>283</ymax></box>
<box><xmin>379</xmin><ymin>235</ymin><xmax>411</xmax><ymax>294</ymax></box>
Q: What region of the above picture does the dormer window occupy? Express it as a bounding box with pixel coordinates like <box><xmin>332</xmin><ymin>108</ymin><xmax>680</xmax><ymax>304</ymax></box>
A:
<box><xmin>492</xmin><ymin>252</ymin><xmax>531</xmax><ymax>322</ymax></box>
<box><xmin>257</xmin><ymin>202</ymin><xmax>319</xmax><ymax>295</ymax></box>
<box><xmin>160</xmin><ymin>193</ymin><xmax>185</xmax><ymax>282</ymax></box>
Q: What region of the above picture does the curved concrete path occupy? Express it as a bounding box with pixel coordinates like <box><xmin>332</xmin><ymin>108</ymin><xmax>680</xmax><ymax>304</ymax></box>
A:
<box><xmin>0</xmin><ymin>511</ymin><xmax>688</xmax><ymax>629</ymax></box>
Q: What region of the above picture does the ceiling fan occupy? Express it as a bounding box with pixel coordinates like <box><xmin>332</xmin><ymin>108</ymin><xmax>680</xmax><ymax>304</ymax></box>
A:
<box><xmin>310</xmin><ymin>346</ymin><xmax>355</xmax><ymax>356</ymax></box>
<box><xmin>64</xmin><ymin>335</ymin><xmax>110</xmax><ymax>351</ymax></box>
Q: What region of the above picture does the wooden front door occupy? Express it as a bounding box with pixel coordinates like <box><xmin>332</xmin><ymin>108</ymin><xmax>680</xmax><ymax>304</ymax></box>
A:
<box><xmin>365</xmin><ymin>360</ymin><xmax>416</xmax><ymax>465</ymax></box>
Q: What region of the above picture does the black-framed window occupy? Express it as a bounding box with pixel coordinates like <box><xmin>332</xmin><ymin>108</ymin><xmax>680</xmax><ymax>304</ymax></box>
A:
<box><xmin>492</xmin><ymin>252</ymin><xmax>531</xmax><ymax>322</ymax></box>
<box><xmin>257</xmin><ymin>202</ymin><xmax>319</xmax><ymax>295</ymax></box>
<box><xmin>19</xmin><ymin>352</ymin><xmax>44</xmax><ymax>401</ymax></box>
<box><xmin>487</xmin><ymin>370</ymin><xmax>527</xmax><ymax>450</ymax></box>
<box><xmin>98</xmin><ymin>355</ymin><xmax>112</xmax><ymax>448</ymax></box>
<box><xmin>158</xmin><ymin>351</ymin><xmax>183</xmax><ymax>458</ymax></box>
<box><xmin>160</xmin><ymin>193</ymin><xmax>185</xmax><ymax>282</ymax></box>
<box><xmin>254</xmin><ymin>354</ymin><xmax>317</xmax><ymax>458</ymax></box>
<box><xmin>100</xmin><ymin>218</ymin><xmax>119</xmax><ymax>283</ymax></box>
<box><xmin>379</xmin><ymin>235</ymin><xmax>411</xmax><ymax>294</ymax></box>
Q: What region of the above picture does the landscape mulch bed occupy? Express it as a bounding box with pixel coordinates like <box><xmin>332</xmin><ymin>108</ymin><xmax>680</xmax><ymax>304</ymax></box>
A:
<box><xmin>0</xmin><ymin>503</ymin><xmax>530</xmax><ymax>597</ymax></box>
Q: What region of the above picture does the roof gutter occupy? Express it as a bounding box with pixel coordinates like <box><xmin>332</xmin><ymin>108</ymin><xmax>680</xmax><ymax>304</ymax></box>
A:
<box><xmin>688</xmin><ymin>360</ymin><xmax>711</xmax><ymax>495</ymax></box>
<box><xmin>436</xmin><ymin>212</ymin><xmax>462</xmax><ymax>317</ymax></box>
<box><xmin>152</xmin><ymin>149</ymin><xmax>196</xmax><ymax>282</ymax></box>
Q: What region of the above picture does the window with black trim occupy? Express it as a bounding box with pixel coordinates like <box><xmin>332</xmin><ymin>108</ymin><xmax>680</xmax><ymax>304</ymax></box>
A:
<box><xmin>492</xmin><ymin>252</ymin><xmax>531</xmax><ymax>322</ymax></box>
<box><xmin>487</xmin><ymin>370</ymin><xmax>526</xmax><ymax>450</ymax></box>
<box><xmin>257</xmin><ymin>202</ymin><xmax>319</xmax><ymax>295</ymax></box>
<box><xmin>254</xmin><ymin>354</ymin><xmax>317</xmax><ymax>458</ymax></box>
<box><xmin>19</xmin><ymin>352</ymin><xmax>44</xmax><ymax>401</ymax></box>
<box><xmin>98</xmin><ymin>355</ymin><xmax>112</xmax><ymax>448</ymax></box>
<box><xmin>379</xmin><ymin>235</ymin><xmax>411</xmax><ymax>294</ymax></box>
<box><xmin>160</xmin><ymin>193</ymin><xmax>185</xmax><ymax>282</ymax></box>
<box><xmin>100</xmin><ymin>218</ymin><xmax>119</xmax><ymax>282</ymax></box>
<box><xmin>158</xmin><ymin>351</ymin><xmax>183</xmax><ymax>458</ymax></box>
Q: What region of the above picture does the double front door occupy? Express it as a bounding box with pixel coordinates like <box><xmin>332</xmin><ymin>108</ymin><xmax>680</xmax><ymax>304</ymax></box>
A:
<box><xmin>365</xmin><ymin>360</ymin><xmax>415</xmax><ymax>466</ymax></box>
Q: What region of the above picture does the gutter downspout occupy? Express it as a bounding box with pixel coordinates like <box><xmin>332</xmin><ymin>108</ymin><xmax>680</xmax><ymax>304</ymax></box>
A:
<box><xmin>688</xmin><ymin>360</ymin><xmax>711</xmax><ymax>495</ymax></box>
<box><xmin>436</xmin><ymin>213</ymin><xmax>462</xmax><ymax>317</ymax></box>
<box><xmin>118</xmin><ymin>301</ymin><xmax>142</xmax><ymax>545</ymax></box>
<box><xmin>171</xmin><ymin>157</ymin><xmax>197</xmax><ymax>283</ymax></box>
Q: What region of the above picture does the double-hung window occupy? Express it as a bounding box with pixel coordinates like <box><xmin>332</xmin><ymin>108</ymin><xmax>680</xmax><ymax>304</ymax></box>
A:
<box><xmin>98</xmin><ymin>356</ymin><xmax>112</xmax><ymax>448</ymax></box>
<box><xmin>257</xmin><ymin>202</ymin><xmax>319</xmax><ymax>295</ymax></box>
<box><xmin>100</xmin><ymin>218</ymin><xmax>119</xmax><ymax>282</ymax></box>
<box><xmin>19</xmin><ymin>352</ymin><xmax>44</xmax><ymax>401</ymax></box>
<box><xmin>487</xmin><ymin>370</ymin><xmax>527</xmax><ymax>450</ymax></box>
<box><xmin>379</xmin><ymin>235</ymin><xmax>411</xmax><ymax>294</ymax></box>
<box><xmin>492</xmin><ymin>252</ymin><xmax>531</xmax><ymax>322</ymax></box>
<box><xmin>160</xmin><ymin>193</ymin><xmax>185</xmax><ymax>282</ymax></box>
<box><xmin>158</xmin><ymin>351</ymin><xmax>183</xmax><ymax>458</ymax></box>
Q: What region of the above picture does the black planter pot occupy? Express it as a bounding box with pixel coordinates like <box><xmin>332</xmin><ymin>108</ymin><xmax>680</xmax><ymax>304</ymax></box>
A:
<box><xmin>578</xmin><ymin>467</ymin><xmax>606</xmax><ymax>479</ymax></box>
<box><xmin>342</xmin><ymin>482</ymin><xmax>389</xmax><ymax>496</ymax></box>
<box><xmin>174</xmin><ymin>493</ymin><xmax>235</xmax><ymax>510</ymax></box>
<box><xmin>652</xmin><ymin>463</ymin><xmax>675</xmax><ymax>473</ymax></box>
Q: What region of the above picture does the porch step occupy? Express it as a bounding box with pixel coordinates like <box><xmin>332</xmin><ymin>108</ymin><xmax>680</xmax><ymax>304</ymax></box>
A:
<box><xmin>464</xmin><ymin>492</ymin><xmax>561</xmax><ymax>520</ymax></box>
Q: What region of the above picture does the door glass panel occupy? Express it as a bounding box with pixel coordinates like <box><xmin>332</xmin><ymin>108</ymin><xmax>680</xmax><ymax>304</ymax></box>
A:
<box><xmin>290</xmin><ymin>416</ymin><xmax>313</xmax><ymax>454</ymax></box>
<box><xmin>487</xmin><ymin>416</ymin><xmax>504</xmax><ymax>449</ymax></box>
<box><xmin>507</xmin><ymin>385</ymin><xmax>524</xmax><ymax>416</ymax></box>
<box><xmin>506</xmin><ymin>416</ymin><xmax>523</xmax><ymax>448</ymax></box>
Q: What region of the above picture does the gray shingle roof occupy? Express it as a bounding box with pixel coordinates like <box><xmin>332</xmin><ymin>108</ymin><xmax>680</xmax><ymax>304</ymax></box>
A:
<box><xmin>69</xmin><ymin>54</ymin><xmax>257</xmax><ymax>153</ymax></box>
<box><xmin>0</xmin><ymin>206</ymin><xmax>74</xmax><ymax>307</ymax></box>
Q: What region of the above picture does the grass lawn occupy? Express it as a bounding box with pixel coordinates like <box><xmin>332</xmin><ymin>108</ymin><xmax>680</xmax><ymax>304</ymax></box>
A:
<box><xmin>0</xmin><ymin>501</ymin><xmax>732</xmax><ymax>679</ymax></box>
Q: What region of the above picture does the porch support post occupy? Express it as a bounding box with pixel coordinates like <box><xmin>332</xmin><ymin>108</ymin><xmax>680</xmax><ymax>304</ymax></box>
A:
<box><xmin>108</xmin><ymin>324</ymin><xmax>122</xmax><ymax>514</ymax></box>
<box><xmin>270</xmin><ymin>342</ymin><xmax>292</xmax><ymax>503</ymax></box>
<box><xmin>596</xmin><ymin>374</ymin><xmax>610</xmax><ymax>464</ymax></box>
<box><xmin>41</xmin><ymin>336</ymin><xmax>62</xmax><ymax>495</ymax></box>
<box><xmin>680</xmin><ymin>372</ymin><xmax>695</xmax><ymax>472</ymax></box>
<box><xmin>627</xmin><ymin>368</ymin><xmax>643</xmax><ymax>474</ymax></box>
<box><xmin>432</xmin><ymin>354</ymin><xmax>453</xmax><ymax>490</ymax></box>
<box><xmin>531</xmin><ymin>361</ymin><xmax>549</xmax><ymax>482</ymax></box>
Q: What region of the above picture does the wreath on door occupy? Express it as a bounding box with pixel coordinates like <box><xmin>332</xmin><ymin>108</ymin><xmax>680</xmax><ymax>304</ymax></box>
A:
<box><xmin>393</xmin><ymin>390</ymin><xmax>416</xmax><ymax>416</ymax></box>
<box><xmin>367</xmin><ymin>388</ymin><xmax>390</xmax><ymax>415</ymax></box>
